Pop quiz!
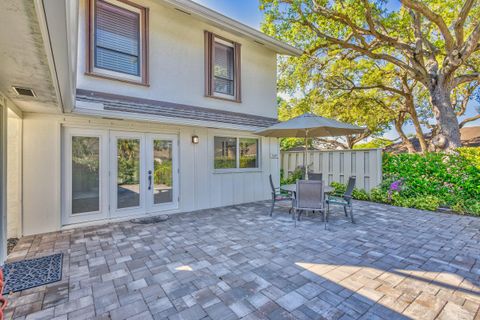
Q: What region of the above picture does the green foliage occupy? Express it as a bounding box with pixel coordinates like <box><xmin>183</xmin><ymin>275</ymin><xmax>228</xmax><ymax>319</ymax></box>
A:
<box><xmin>451</xmin><ymin>199</ymin><xmax>480</xmax><ymax>216</ymax></box>
<box><xmin>329</xmin><ymin>148</ymin><xmax>479</xmax><ymax>215</ymax></box>
<box><xmin>330</xmin><ymin>182</ymin><xmax>346</xmax><ymax>196</ymax></box>
<box><xmin>458</xmin><ymin>147</ymin><xmax>480</xmax><ymax>169</ymax></box>
<box><xmin>369</xmin><ymin>188</ymin><xmax>389</xmax><ymax>203</ymax></box>
<box><xmin>352</xmin><ymin>188</ymin><xmax>370</xmax><ymax>201</ymax></box>
<box><xmin>280</xmin><ymin>167</ymin><xmax>304</xmax><ymax>185</ymax></box>
<box><xmin>353</xmin><ymin>138</ymin><xmax>393</xmax><ymax>150</ymax></box>
<box><xmin>154</xmin><ymin>160</ymin><xmax>172</xmax><ymax>187</ymax></box>
<box><xmin>382</xmin><ymin>151</ymin><xmax>480</xmax><ymax>206</ymax></box>
<box><xmin>240</xmin><ymin>156</ymin><xmax>258</xmax><ymax>168</ymax></box>
<box><xmin>280</xmin><ymin>138</ymin><xmax>310</xmax><ymax>151</ymax></box>
<box><xmin>117</xmin><ymin>140</ymin><xmax>140</xmax><ymax>185</ymax></box>
<box><xmin>214</xmin><ymin>158</ymin><xmax>236</xmax><ymax>169</ymax></box>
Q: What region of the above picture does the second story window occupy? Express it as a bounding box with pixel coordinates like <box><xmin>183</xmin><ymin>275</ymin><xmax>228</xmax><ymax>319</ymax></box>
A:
<box><xmin>86</xmin><ymin>0</ymin><xmax>149</xmax><ymax>85</ymax></box>
<box><xmin>205</xmin><ymin>31</ymin><xmax>241</xmax><ymax>102</ymax></box>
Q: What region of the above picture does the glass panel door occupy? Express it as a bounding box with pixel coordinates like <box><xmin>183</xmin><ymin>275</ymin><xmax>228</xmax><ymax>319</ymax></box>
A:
<box><xmin>72</xmin><ymin>136</ymin><xmax>100</xmax><ymax>214</ymax></box>
<box><xmin>146</xmin><ymin>134</ymin><xmax>178</xmax><ymax>211</ymax></box>
<box><xmin>63</xmin><ymin>128</ymin><xmax>108</xmax><ymax>224</ymax></box>
<box><xmin>111</xmin><ymin>132</ymin><xmax>145</xmax><ymax>216</ymax></box>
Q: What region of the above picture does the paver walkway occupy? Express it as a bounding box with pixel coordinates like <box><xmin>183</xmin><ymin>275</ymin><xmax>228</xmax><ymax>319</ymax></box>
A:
<box><xmin>4</xmin><ymin>201</ymin><xmax>480</xmax><ymax>319</ymax></box>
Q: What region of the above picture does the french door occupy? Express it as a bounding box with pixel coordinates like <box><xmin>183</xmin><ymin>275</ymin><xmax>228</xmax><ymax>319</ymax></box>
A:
<box><xmin>63</xmin><ymin>129</ymin><xmax>178</xmax><ymax>225</ymax></box>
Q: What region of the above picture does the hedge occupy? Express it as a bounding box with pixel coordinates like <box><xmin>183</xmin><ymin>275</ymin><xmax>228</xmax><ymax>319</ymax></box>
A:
<box><xmin>283</xmin><ymin>147</ymin><xmax>480</xmax><ymax>216</ymax></box>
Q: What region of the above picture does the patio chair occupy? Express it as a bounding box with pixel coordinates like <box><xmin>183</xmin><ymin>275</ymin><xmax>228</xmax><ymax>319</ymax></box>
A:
<box><xmin>293</xmin><ymin>180</ymin><xmax>326</xmax><ymax>228</ymax></box>
<box><xmin>269</xmin><ymin>174</ymin><xmax>292</xmax><ymax>216</ymax></box>
<box><xmin>326</xmin><ymin>176</ymin><xmax>356</xmax><ymax>223</ymax></box>
<box><xmin>308</xmin><ymin>173</ymin><xmax>322</xmax><ymax>181</ymax></box>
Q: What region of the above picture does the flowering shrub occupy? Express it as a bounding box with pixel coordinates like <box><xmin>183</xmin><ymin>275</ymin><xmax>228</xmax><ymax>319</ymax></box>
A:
<box><xmin>387</xmin><ymin>179</ymin><xmax>403</xmax><ymax>201</ymax></box>
<box><xmin>331</xmin><ymin>148</ymin><xmax>480</xmax><ymax>216</ymax></box>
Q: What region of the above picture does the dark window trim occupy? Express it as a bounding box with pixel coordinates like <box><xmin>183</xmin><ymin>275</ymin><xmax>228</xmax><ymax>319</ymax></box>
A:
<box><xmin>86</xmin><ymin>0</ymin><xmax>149</xmax><ymax>86</ymax></box>
<box><xmin>204</xmin><ymin>31</ymin><xmax>241</xmax><ymax>103</ymax></box>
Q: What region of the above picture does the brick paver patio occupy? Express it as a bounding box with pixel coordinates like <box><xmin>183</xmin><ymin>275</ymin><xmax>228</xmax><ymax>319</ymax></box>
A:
<box><xmin>3</xmin><ymin>201</ymin><xmax>480</xmax><ymax>320</ymax></box>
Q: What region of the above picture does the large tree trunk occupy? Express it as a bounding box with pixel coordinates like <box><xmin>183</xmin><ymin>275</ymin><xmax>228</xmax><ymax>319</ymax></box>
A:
<box><xmin>429</xmin><ymin>81</ymin><xmax>462</xmax><ymax>151</ymax></box>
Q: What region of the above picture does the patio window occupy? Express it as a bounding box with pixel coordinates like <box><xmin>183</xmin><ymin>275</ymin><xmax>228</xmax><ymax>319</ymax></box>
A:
<box><xmin>86</xmin><ymin>0</ymin><xmax>149</xmax><ymax>85</ymax></box>
<box><xmin>205</xmin><ymin>31</ymin><xmax>241</xmax><ymax>102</ymax></box>
<box><xmin>214</xmin><ymin>137</ymin><xmax>258</xmax><ymax>169</ymax></box>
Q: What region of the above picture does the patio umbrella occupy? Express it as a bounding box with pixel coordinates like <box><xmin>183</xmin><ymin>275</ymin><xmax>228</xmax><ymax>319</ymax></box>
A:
<box><xmin>255</xmin><ymin>113</ymin><xmax>365</xmax><ymax>179</ymax></box>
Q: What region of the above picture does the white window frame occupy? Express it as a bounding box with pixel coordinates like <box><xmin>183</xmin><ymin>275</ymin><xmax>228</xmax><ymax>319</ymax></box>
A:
<box><xmin>212</xmin><ymin>135</ymin><xmax>261</xmax><ymax>173</ymax></box>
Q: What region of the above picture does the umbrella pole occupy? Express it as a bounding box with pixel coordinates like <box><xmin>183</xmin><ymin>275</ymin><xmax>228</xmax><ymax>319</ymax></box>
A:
<box><xmin>304</xmin><ymin>129</ymin><xmax>308</xmax><ymax>180</ymax></box>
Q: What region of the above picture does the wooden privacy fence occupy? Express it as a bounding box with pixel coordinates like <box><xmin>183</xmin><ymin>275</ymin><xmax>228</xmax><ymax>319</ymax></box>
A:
<box><xmin>280</xmin><ymin>149</ymin><xmax>383</xmax><ymax>191</ymax></box>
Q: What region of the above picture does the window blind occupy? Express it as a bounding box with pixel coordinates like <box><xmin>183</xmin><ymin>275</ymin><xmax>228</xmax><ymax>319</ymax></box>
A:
<box><xmin>214</xmin><ymin>42</ymin><xmax>234</xmax><ymax>95</ymax></box>
<box><xmin>95</xmin><ymin>0</ymin><xmax>140</xmax><ymax>76</ymax></box>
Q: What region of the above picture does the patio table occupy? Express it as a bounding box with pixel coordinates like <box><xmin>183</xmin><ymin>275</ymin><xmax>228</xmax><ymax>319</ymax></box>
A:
<box><xmin>281</xmin><ymin>184</ymin><xmax>334</xmax><ymax>195</ymax></box>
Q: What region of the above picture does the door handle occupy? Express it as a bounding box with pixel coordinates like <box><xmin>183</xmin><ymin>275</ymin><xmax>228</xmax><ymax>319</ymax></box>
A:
<box><xmin>148</xmin><ymin>170</ymin><xmax>152</xmax><ymax>190</ymax></box>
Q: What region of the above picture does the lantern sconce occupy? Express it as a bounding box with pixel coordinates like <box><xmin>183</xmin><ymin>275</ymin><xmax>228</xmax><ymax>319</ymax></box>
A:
<box><xmin>192</xmin><ymin>135</ymin><xmax>199</xmax><ymax>144</ymax></box>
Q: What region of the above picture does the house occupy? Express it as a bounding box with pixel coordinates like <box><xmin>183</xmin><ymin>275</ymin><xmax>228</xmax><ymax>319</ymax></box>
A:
<box><xmin>0</xmin><ymin>0</ymin><xmax>301</xmax><ymax>262</ymax></box>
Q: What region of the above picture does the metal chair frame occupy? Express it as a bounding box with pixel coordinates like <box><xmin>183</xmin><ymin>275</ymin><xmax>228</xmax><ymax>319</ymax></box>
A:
<box><xmin>326</xmin><ymin>176</ymin><xmax>356</xmax><ymax>223</ymax></box>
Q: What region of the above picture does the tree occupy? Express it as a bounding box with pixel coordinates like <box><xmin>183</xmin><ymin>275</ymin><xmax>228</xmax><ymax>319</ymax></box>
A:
<box><xmin>261</xmin><ymin>0</ymin><xmax>480</xmax><ymax>151</ymax></box>
<box><xmin>277</xmin><ymin>71</ymin><xmax>395</xmax><ymax>149</ymax></box>
<box><xmin>323</xmin><ymin>57</ymin><xmax>432</xmax><ymax>152</ymax></box>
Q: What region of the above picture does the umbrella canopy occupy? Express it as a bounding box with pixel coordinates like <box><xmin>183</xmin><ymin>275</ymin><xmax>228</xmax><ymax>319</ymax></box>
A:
<box><xmin>255</xmin><ymin>113</ymin><xmax>365</xmax><ymax>180</ymax></box>
<box><xmin>255</xmin><ymin>113</ymin><xmax>365</xmax><ymax>137</ymax></box>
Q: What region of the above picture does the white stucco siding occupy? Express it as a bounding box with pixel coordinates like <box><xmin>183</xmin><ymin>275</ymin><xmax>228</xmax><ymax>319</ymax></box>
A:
<box><xmin>76</xmin><ymin>0</ymin><xmax>278</xmax><ymax>118</ymax></box>
<box><xmin>22</xmin><ymin>114</ymin><xmax>279</xmax><ymax>236</ymax></box>
<box><xmin>23</xmin><ymin>115</ymin><xmax>61</xmax><ymax>235</ymax></box>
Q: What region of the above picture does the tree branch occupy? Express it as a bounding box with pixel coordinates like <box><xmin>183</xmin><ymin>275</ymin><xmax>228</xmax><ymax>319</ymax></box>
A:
<box><xmin>452</xmin><ymin>73</ymin><xmax>480</xmax><ymax>87</ymax></box>
<box><xmin>454</xmin><ymin>0</ymin><xmax>476</xmax><ymax>46</ymax></box>
<box><xmin>401</xmin><ymin>0</ymin><xmax>455</xmax><ymax>52</ymax></box>
<box><xmin>408</xmin><ymin>9</ymin><xmax>426</xmax><ymax>70</ymax></box>
<box><xmin>296</xmin><ymin>15</ymin><xmax>419</xmax><ymax>77</ymax></box>
<box><xmin>458</xmin><ymin>23</ymin><xmax>480</xmax><ymax>63</ymax></box>
<box><xmin>459</xmin><ymin>114</ymin><xmax>480</xmax><ymax>128</ymax></box>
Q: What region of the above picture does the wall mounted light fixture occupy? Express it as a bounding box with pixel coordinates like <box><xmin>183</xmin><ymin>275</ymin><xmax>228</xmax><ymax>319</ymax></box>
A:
<box><xmin>192</xmin><ymin>135</ymin><xmax>199</xmax><ymax>144</ymax></box>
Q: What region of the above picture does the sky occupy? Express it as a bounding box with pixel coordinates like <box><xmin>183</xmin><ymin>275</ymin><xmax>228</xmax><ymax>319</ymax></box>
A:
<box><xmin>193</xmin><ymin>0</ymin><xmax>480</xmax><ymax>140</ymax></box>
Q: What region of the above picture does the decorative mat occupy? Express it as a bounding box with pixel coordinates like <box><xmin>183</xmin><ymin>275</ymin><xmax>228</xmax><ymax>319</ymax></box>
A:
<box><xmin>130</xmin><ymin>215</ymin><xmax>170</xmax><ymax>224</ymax></box>
<box><xmin>2</xmin><ymin>253</ymin><xmax>63</xmax><ymax>294</ymax></box>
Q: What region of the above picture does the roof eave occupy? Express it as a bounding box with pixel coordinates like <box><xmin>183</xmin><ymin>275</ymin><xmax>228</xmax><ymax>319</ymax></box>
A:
<box><xmin>158</xmin><ymin>0</ymin><xmax>302</xmax><ymax>56</ymax></box>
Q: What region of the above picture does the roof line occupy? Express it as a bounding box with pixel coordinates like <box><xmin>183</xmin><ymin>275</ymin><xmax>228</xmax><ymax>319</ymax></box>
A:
<box><xmin>75</xmin><ymin>89</ymin><xmax>279</xmax><ymax>129</ymax></box>
<box><xmin>157</xmin><ymin>0</ymin><xmax>302</xmax><ymax>56</ymax></box>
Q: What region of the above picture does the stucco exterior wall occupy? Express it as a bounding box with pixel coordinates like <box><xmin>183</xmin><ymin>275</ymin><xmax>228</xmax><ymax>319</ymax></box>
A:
<box><xmin>76</xmin><ymin>0</ymin><xmax>278</xmax><ymax>118</ymax></box>
<box><xmin>22</xmin><ymin>113</ymin><xmax>280</xmax><ymax>236</ymax></box>
<box><xmin>7</xmin><ymin>111</ymin><xmax>22</xmax><ymax>238</ymax></box>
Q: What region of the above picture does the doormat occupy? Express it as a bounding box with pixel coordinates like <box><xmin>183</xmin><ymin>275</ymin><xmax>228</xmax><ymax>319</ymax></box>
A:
<box><xmin>2</xmin><ymin>253</ymin><xmax>63</xmax><ymax>294</ymax></box>
<box><xmin>130</xmin><ymin>215</ymin><xmax>170</xmax><ymax>224</ymax></box>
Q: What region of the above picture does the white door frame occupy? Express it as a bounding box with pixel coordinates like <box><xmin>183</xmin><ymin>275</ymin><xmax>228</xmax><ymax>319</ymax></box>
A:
<box><xmin>63</xmin><ymin>128</ymin><xmax>109</xmax><ymax>225</ymax></box>
<box><xmin>110</xmin><ymin>131</ymin><xmax>146</xmax><ymax>218</ymax></box>
<box><xmin>63</xmin><ymin>128</ymin><xmax>180</xmax><ymax>225</ymax></box>
<box><xmin>146</xmin><ymin>133</ymin><xmax>179</xmax><ymax>213</ymax></box>
<box><xmin>0</xmin><ymin>98</ymin><xmax>7</xmax><ymax>263</ymax></box>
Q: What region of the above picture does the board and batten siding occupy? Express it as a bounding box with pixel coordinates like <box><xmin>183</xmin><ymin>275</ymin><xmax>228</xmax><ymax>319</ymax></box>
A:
<box><xmin>21</xmin><ymin>113</ymin><xmax>279</xmax><ymax>236</ymax></box>
<box><xmin>281</xmin><ymin>149</ymin><xmax>383</xmax><ymax>191</ymax></box>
